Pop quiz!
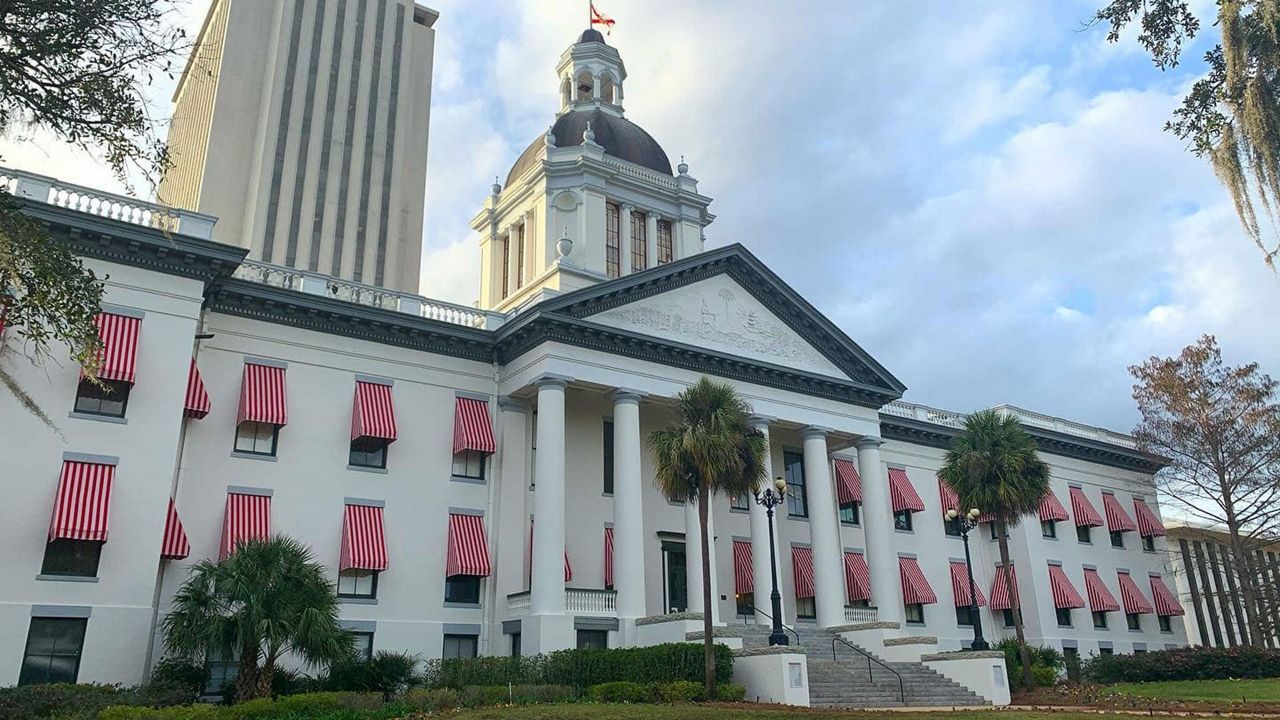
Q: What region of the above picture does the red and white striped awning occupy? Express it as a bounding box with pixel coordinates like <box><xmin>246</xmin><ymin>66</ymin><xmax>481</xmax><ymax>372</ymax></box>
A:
<box><xmin>184</xmin><ymin>359</ymin><xmax>210</xmax><ymax>419</ymax></box>
<box><xmin>1038</xmin><ymin>492</ymin><xmax>1070</xmax><ymax>523</ymax></box>
<box><xmin>48</xmin><ymin>460</ymin><xmax>115</xmax><ymax>542</ymax></box>
<box><xmin>446</xmin><ymin>513</ymin><xmax>491</xmax><ymax>577</ymax></box>
<box><xmin>1133</xmin><ymin>499</ymin><xmax>1166</xmax><ymax>537</ymax></box>
<box><xmin>341</xmin><ymin>504</ymin><xmax>388</xmax><ymax>571</ymax></box>
<box><xmin>938</xmin><ymin>479</ymin><xmax>960</xmax><ymax>515</ymax></box>
<box><xmin>1069</xmin><ymin>486</ymin><xmax>1103</xmax><ymax>528</ymax></box>
<box><xmin>899</xmin><ymin>556</ymin><xmax>937</xmax><ymax>605</ymax></box>
<box><xmin>1117</xmin><ymin>572</ymin><xmax>1154</xmax><ymax>615</ymax></box>
<box><xmin>1149</xmin><ymin>575</ymin><xmax>1185</xmax><ymax>616</ymax></box>
<box><xmin>237</xmin><ymin>363</ymin><xmax>287</xmax><ymax>426</ymax></box>
<box><xmin>1084</xmin><ymin>568</ymin><xmax>1121</xmax><ymax>612</ymax></box>
<box><xmin>161</xmin><ymin>498</ymin><xmax>190</xmax><ymax>560</ymax></box>
<box><xmin>834</xmin><ymin>459</ymin><xmax>862</xmax><ymax>505</ymax></box>
<box><xmin>1102</xmin><ymin>493</ymin><xmax>1137</xmax><ymax>533</ymax></box>
<box><xmin>90</xmin><ymin>313</ymin><xmax>142</xmax><ymax>384</ymax></box>
<box><xmin>792</xmin><ymin>546</ymin><xmax>815</xmax><ymax>599</ymax></box>
<box><xmin>220</xmin><ymin>492</ymin><xmax>270</xmax><ymax>560</ymax></box>
<box><xmin>949</xmin><ymin>561</ymin><xmax>986</xmax><ymax>607</ymax></box>
<box><xmin>1047</xmin><ymin>564</ymin><xmax>1085</xmax><ymax>609</ymax></box>
<box><xmin>351</xmin><ymin>381</ymin><xmax>397</xmax><ymax>442</ymax></box>
<box><xmin>844</xmin><ymin>552</ymin><xmax>872</xmax><ymax>602</ymax></box>
<box><xmin>733</xmin><ymin>540</ymin><xmax>754</xmax><ymax>594</ymax></box>
<box><xmin>604</xmin><ymin>527</ymin><xmax>615</xmax><ymax>588</ymax></box>
<box><xmin>888</xmin><ymin>468</ymin><xmax>926</xmax><ymax>514</ymax></box>
<box><xmin>453</xmin><ymin>397</ymin><xmax>496</xmax><ymax>454</ymax></box>
<box><xmin>989</xmin><ymin>565</ymin><xmax>1020</xmax><ymax>611</ymax></box>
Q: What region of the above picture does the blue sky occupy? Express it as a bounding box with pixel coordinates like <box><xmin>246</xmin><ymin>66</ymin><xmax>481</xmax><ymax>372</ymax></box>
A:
<box><xmin>3</xmin><ymin>0</ymin><xmax>1277</xmax><ymax>434</ymax></box>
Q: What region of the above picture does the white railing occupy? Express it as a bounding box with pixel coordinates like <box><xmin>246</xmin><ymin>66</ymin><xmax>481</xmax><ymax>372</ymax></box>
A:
<box><xmin>844</xmin><ymin>605</ymin><xmax>879</xmax><ymax>624</ymax></box>
<box><xmin>884</xmin><ymin>400</ymin><xmax>1137</xmax><ymax>449</ymax></box>
<box><xmin>601</xmin><ymin>155</ymin><xmax>679</xmax><ymax>190</ymax></box>
<box><xmin>566</xmin><ymin>588</ymin><xmax>617</xmax><ymax>615</ymax></box>
<box><xmin>0</xmin><ymin>165</ymin><xmax>217</xmax><ymax>240</ymax></box>
<box><xmin>507</xmin><ymin>591</ymin><xmax>531</xmax><ymax>615</ymax></box>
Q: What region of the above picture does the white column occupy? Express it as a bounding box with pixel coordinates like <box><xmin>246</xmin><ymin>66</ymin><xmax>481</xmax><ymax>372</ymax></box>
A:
<box><xmin>620</xmin><ymin>205</ymin><xmax>634</xmax><ymax>274</ymax></box>
<box><xmin>505</xmin><ymin>225</ymin><xmax>520</xmax><ymax>295</ymax></box>
<box><xmin>748</xmin><ymin>417</ymin><xmax>785</xmax><ymax>625</ymax></box>
<box><xmin>802</xmin><ymin>426</ymin><xmax>845</xmax><ymax>628</ymax></box>
<box><xmin>612</xmin><ymin>389</ymin><xmax>646</xmax><ymax>621</ymax></box>
<box><xmin>530</xmin><ymin>377</ymin><xmax>568</xmax><ymax>616</ymax></box>
<box><xmin>684</xmin><ymin>497</ymin><xmax>720</xmax><ymax>622</ymax></box>
<box><xmin>856</xmin><ymin>436</ymin><xmax>901</xmax><ymax>626</ymax></box>
<box><xmin>645</xmin><ymin>212</ymin><xmax>658</xmax><ymax>270</ymax></box>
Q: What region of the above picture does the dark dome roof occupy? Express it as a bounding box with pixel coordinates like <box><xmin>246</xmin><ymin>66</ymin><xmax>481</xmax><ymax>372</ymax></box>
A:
<box><xmin>577</xmin><ymin>28</ymin><xmax>607</xmax><ymax>44</ymax></box>
<box><xmin>506</xmin><ymin>109</ymin><xmax>673</xmax><ymax>186</ymax></box>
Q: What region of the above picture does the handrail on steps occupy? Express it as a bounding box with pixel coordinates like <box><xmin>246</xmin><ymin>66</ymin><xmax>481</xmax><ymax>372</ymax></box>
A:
<box><xmin>742</xmin><ymin>606</ymin><xmax>800</xmax><ymax>646</ymax></box>
<box><xmin>831</xmin><ymin>636</ymin><xmax>905</xmax><ymax>704</ymax></box>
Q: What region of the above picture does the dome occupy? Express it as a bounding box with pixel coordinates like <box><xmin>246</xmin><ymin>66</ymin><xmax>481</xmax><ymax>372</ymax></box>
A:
<box><xmin>506</xmin><ymin>108</ymin><xmax>673</xmax><ymax>186</ymax></box>
<box><xmin>577</xmin><ymin>28</ymin><xmax>607</xmax><ymax>44</ymax></box>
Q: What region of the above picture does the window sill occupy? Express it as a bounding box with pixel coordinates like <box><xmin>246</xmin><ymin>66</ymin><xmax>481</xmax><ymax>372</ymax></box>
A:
<box><xmin>905</xmin><ymin>621</ymin><xmax>926</xmax><ymax>627</ymax></box>
<box><xmin>338</xmin><ymin>597</ymin><xmax>378</xmax><ymax>605</ymax></box>
<box><xmin>841</xmin><ymin>521</ymin><xmax>861</xmax><ymax>527</ymax></box>
<box><xmin>36</xmin><ymin>574</ymin><xmax>99</xmax><ymax>583</ymax></box>
<box><xmin>796</xmin><ymin>618</ymin><xmax>817</xmax><ymax>624</ymax></box>
<box><xmin>1042</xmin><ymin>536</ymin><xmax>1059</xmax><ymax>541</ymax></box>
<box><xmin>787</xmin><ymin>515</ymin><xmax>810</xmax><ymax>522</ymax></box>
<box><xmin>68</xmin><ymin>411</ymin><xmax>127</xmax><ymax>425</ymax></box>
<box><xmin>894</xmin><ymin>529</ymin><xmax>915</xmax><ymax>535</ymax></box>
<box><xmin>449</xmin><ymin>475</ymin><xmax>485</xmax><ymax>485</ymax></box>
<box><xmin>231</xmin><ymin>450</ymin><xmax>278</xmax><ymax>462</ymax></box>
<box><xmin>348</xmin><ymin>464</ymin><xmax>388</xmax><ymax>475</ymax></box>
<box><xmin>602</xmin><ymin>492</ymin><xmax>614</xmax><ymax>498</ymax></box>
<box><xmin>1058</xmin><ymin>625</ymin><xmax>1074</xmax><ymax>629</ymax></box>
<box><xmin>443</xmin><ymin>602</ymin><xmax>483</xmax><ymax>609</ymax></box>
<box><xmin>729</xmin><ymin>507</ymin><xmax>750</xmax><ymax>515</ymax></box>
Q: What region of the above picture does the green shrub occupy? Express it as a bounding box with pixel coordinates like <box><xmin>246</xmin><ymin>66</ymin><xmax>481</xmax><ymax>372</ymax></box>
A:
<box><xmin>0</xmin><ymin>682</ymin><xmax>197</xmax><ymax>720</ymax></box>
<box><xmin>320</xmin><ymin>652</ymin><xmax>420</xmax><ymax>699</ymax></box>
<box><xmin>1030</xmin><ymin>664</ymin><xmax>1059</xmax><ymax>687</ymax></box>
<box><xmin>402</xmin><ymin>688</ymin><xmax>461</xmax><ymax>711</ymax></box>
<box><xmin>419</xmin><ymin>643</ymin><xmax>732</xmax><ymax>690</ymax></box>
<box><xmin>149</xmin><ymin>659</ymin><xmax>209</xmax><ymax>698</ymax></box>
<box><xmin>996</xmin><ymin>638</ymin><xmax>1066</xmax><ymax>688</ymax></box>
<box><xmin>654</xmin><ymin>680</ymin><xmax>701</xmax><ymax>703</ymax></box>
<box><xmin>1083</xmin><ymin>646</ymin><xmax>1280</xmax><ymax>683</ymax></box>
<box><xmin>100</xmin><ymin>705</ymin><xmax>224</xmax><ymax>720</ymax></box>
<box><xmin>715</xmin><ymin>683</ymin><xmax>746</xmax><ymax>702</ymax></box>
<box><xmin>588</xmin><ymin>682</ymin><xmax>652</xmax><ymax>703</ymax></box>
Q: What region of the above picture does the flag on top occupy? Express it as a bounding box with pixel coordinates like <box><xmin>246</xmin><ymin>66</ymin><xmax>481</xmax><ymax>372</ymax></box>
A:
<box><xmin>590</xmin><ymin>2</ymin><xmax>615</xmax><ymax>34</ymax></box>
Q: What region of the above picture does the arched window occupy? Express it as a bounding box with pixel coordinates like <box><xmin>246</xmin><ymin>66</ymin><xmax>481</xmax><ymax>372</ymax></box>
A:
<box><xmin>600</xmin><ymin>74</ymin><xmax>616</xmax><ymax>105</ymax></box>
<box><xmin>560</xmin><ymin>76</ymin><xmax>572</xmax><ymax>108</ymax></box>
<box><xmin>576</xmin><ymin>70</ymin><xmax>594</xmax><ymax>102</ymax></box>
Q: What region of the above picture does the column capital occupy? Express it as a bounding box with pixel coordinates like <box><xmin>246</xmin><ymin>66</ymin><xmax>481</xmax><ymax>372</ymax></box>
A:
<box><xmin>533</xmin><ymin>373</ymin><xmax>572</xmax><ymax>390</ymax></box>
<box><xmin>498</xmin><ymin>396</ymin><xmax>531</xmax><ymax>413</ymax></box>
<box><xmin>611</xmin><ymin>388</ymin><xmax>647</xmax><ymax>404</ymax></box>
<box><xmin>854</xmin><ymin>436</ymin><xmax>884</xmax><ymax>450</ymax></box>
<box><xmin>748</xmin><ymin>415</ymin><xmax>776</xmax><ymax>431</ymax></box>
<box><xmin>801</xmin><ymin>425</ymin><xmax>832</xmax><ymax>440</ymax></box>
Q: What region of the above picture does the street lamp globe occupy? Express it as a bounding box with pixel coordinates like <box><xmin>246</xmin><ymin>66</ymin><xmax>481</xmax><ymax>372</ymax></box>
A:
<box><xmin>969</xmin><ymin>508</ymin><xmax>981</xmax><ymax>519</ymax></box>
<box><xmin>774</xmin><ymin>477</ymin><xmax>787</xmax><ymax>494</ymax></box>
<box><xmin>945</xmin><ymin>509</ymin><xmax>958</xmax><ymax>521</ymax></box>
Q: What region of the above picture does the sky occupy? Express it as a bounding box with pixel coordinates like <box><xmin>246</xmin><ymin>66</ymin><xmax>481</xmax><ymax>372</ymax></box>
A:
<box><xmin>3</xmin><ymin>0</ymin><xmax>1279</xmax><ymax>436</ymax></box>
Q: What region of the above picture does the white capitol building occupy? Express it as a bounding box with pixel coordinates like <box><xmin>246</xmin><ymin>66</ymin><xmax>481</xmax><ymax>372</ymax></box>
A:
<box><xmin>0</xmin><ymin>18</ymin><xmax>1189</xmax><ymax>708</ymax></box>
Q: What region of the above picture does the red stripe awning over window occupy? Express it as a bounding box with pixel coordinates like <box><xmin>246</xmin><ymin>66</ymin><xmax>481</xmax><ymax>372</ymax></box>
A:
<box><xmin>949</xmin><ymin>561</ymin><xmax>986</xmax><ymax>607</ymax></box>
<box><xmin>1150</xmin><ymin>575</ymin><xmax>1185</xmax><ymax>616</ymax></box>
<box><xmin>792</xmin><ymin>546</ymin><xmax>815</xmax><ymax>599</ymax></box>
<box><xmin>899</xmin><ymin>556</ymin><xmax>938</xmax><ymax>605</ymax></box>
<box><xmin>220</xmin><ymin>492</ymin><xmax>270</xmax><ymax>560</ymax></box>
<box><xmin>1048</xmin><ymin>564</ymin><xmax>1085</xmax><ymax>609</ymax></box>
<box><xmin>48</xmin><ymin>460</ymin><xmax>115</xmax><ymax>542</ymax></box>
<box><xmin>90</xmin><ymin>313</ymin><xmax>142</xmax><ymax>384</ymax></box>
<box><xmin>184</xmin><ymin>359</ymin><xmax>210</xmax><ymax>419</ymax></box>
<box><xmin>888</xmin><ymin>468</ymin><xmax>926</xmax><ymax>513</ymax></box>
<box><xmin>446</xmin><ymin>513</ymin><xmax>491</xmax><ymax>577</ymax></box>
<box><xmin>1084</xmin><ymin>568</ymin><xmax>1121</xmax><ymax>612</ymax></box>
<box><xmin>938</xmin><ymin>479</ymin><xmax>960</xmax><ymax>514</ymax></box>
<box><xmin>453</xmin><ymin>397</ymin><xmax>496</xmax><ymax>454</ymax></box>
<box><xmin>161</xmin><ymin>498</ymin><xmax>190</xmax><ymax>560</ymax></box>
<box><xmin>237</xmin><ymin>363</ymin><xmax>287</xmax><ymax>426</ymax></box>
<box><xmin>604</xmin><ymin>527</ymin><xmax>615</xmax><ymax>588</ymax></box>
<box><xmin>989</xmin><ymin>565</ymin><xmax>1020</xmax><ymax>610</ymax></box>
<box><xmin>1069</xmin><ymin>487</ymin><xmax>1103</xmax><ymax>528</ymax></box>
<box><xmin>844</xmin><ymin>552</ymin><xmax>872</xmax><ymax>602</ymax></box>
<box><xmin>1039</xmin><ymin>492</ymin><xmax>1070</xmax><ymax>523</ymax></box>
<box><xmin>1133</xmin><ymin>499</ymin><xmax>1166</xmax><ymax>537</ymax></box>
<box><xmin>1102</xmin><ymin>493</ymin><xmax>1137</xmax><ymax>532</ymax></box>
<box><xmin>341</xmin><ymin>504</ymin><xmax>389</xmax><ymax>571</ymax></box>
<box><xmin>351</xmin><ymin>381</ymin><xmax>397</xmax><ymax>442</ymax></box>
<box><xmin>834</xmin><ymin>459</ymin><xmax>862</xmax><ymax>504</ymax></box>
<box><xmin>733</xmin><ymin>540</ymin><xmax>754</xmax><ymax>594</ymax></box>
<box><xmin>1117</xmin><ymin>572</ymin><xmax>1154</xmax><ymax>614</ymax></box>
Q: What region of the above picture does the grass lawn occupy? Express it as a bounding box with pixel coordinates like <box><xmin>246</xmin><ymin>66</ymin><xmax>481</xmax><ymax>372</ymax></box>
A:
<box><xmin>1105</xmin><ymin>678</ymin><xmax>1280</xmax><ymax>703</ymax></box>
<box><xmin>443</xmin><ymin>706</ymin><xmax>1118</xmax><ymax>720</ymax></box>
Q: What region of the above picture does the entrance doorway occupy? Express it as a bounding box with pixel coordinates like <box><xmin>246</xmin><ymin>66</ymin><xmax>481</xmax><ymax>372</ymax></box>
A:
<box><xmin>662</xmin><ymin>540</ymin><xmax>687</xmax><ymax>612</ymax></box>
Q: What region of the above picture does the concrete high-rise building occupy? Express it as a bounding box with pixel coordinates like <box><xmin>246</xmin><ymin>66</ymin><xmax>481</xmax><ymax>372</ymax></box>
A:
<box><xmin>161</xmin><ymin>0</ymin><xmax>437</xmax><ymax>293</ymax></box>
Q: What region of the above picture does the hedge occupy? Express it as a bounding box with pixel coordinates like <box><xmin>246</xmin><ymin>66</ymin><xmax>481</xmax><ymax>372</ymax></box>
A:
<box><xmin>0</xmin><ymin>682</ymin><xmax>197</xmax><ymax>720</ymax></box>
<box><xmin>586</xmin><ymin>681</ymin><xmax>744</xmax><ymax>704</ymax></box>
<box><xmin>1084</xmin><ymin>646</ymin><xmax>1280</xmax><ymax>683</ymax></box>
<box><xmin>420</xmin><ymin>642</ymin><xmax>734</xmax><ymax>689</ymax></box>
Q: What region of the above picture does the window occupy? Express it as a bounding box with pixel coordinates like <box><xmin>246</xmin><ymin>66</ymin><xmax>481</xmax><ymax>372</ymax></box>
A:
<box><xmin>577</xmin><ymin>629</ymin><xmax>608</xmax><ymax>650</ymax></box>
<box><xmin>445</xmin><ymin>575</ymin><xmax>481</xmax><ymax>604</ymax></box>
<box><xmin>784</xmin><ymin>450</ymin><xmax>807</xmax><ymax>518</ymax></box>
<box><xmin>904</xmin><ymin>603</ymin><xmax>925</xmax><ymax>625</ymax></box>
<box><xmin>1142</xmin><ymin>535</ymin><xmax>1155</xmax><ymax>552</ymax></box>
<box><xmin>509</xmin><ymin>632</ymin><xmax>521</xmax><ymax>657</ymax></box>
<box><xmin>1042</xmin><ymin>520</ymin><xmax>1057</xmax><ymax>539</ymax></box>
<box><xmin>337</xmin><ymin>569</ymin><xmax>378</xmax><ymax>599</ymax></box>
<box><xmin>730</xmin><ymin>492</ymin><xmax>750</xmax><ymax>511</ymax></box>
<box><xmin>1063</xmin><ymin>647</ymin><xmax>1081</xmax><ymax>682</ymax></box>
<box><xmin>515</xmin><ymin>224</ymin><xmax>526</xmax><ymax>289</ymax></box>
<box><xmin>945</xmin><ymin>517</ymin><xmax>960</xmax><ymax>537</ymax></box>
<box><xmin>1056</xmin><ymin>607</ymin><xmax>1073</xmax><ymax>627</ymax></box>
<box><xmin>1003</xmin><ymin>609</ymin><xmax>1016</xmax><ymax>628</ymax></box>
<box><xmin>349</xmin><ymin>438</ymin><xmax>388</xmax><ymax>469</ymax></box>
<box><xmin>630</xmin><ymin>210</ymin><xmax>647</xmax><ymax>270</ymax></box>
<box><xmin>605</xmin><ymin>203</ymin><xmax>621</xmax><ymax>278</ymax></box>
<box><xmin>795</xmin><ymin>597</ymin><xmax>816</xmax><ymax>620</ymax></box>
<box><xmin>602</xmin><ymin>420</ymin><xmax>614</xmax><ymax>495</ymax></box>
<box><xmin>1077</xmin><ymin>525</ymin><xmax>1092</xmax><ymax>544</ymax></box>
<box><xmin>956</xmin><ymin>605</ymin><xmax>977</xmax><ymax>626</ymax></box>
<box><xmin>736</xmin><ymin>592</ymin><xmax>754</xmax><ymax>617</ymax></box>
<box><xmin>204</xmin><ymin>650</ymin><xmax>238</xmax><ymax>697</ymax></box>
<box><xmin>657</xmin><ymin>220</ymin><xmax>673</xmax><ymax>264</ymax></box>
<box><xmin>234</xmin><ymin>421</ymin><xmax>279</xmax><ymax>456</ymax></box>
<box><xmin>1126</xmin><ymin>613</ymin><xmax>1141</xmax><ymax>631</ymax></box>
<box><xmin>893</xmin><ymin>509</ymin><xmax>914</xmax><ymax>532</ymax></box>
<box><xmin>40</xmin><ymin>539</ymin><xmax>102</xmax><ymax>577</ymax></box>
<box><xmin>19</xmin><ymin>618</ymin><xmax>87</xmax><ymax>685</ymax></box>
<box><xmin>1133</xmin><ymin>647</ymin><xmax>1147</xmax><ymax>654</ymax></box>
<box><xmin>1110</xmin><ymin>530</ymin><xmax>1125</xmax><ymax>549</ymax></box>
<box><xmin>74</xmin><ymin>378</ymin><xmax>131</xmax><ymax>418</ymax></box>
<box><xmin>352</xmin><ymin>632</ymin><xmax>374</xmax><ymax>661</ymax></box>
<box><xmin>1098</xmin><ymin>647</ymin><xmax>1114</xmax><ymax>656</ymax></box>
<box><xmin>501</xmin><ymin>235</ymin><xmax>510</xmax><ymax>298</ymax></box>
<box><xmin>442</xmin><ymin>634</ymin><xmax>478</xmax><ymax>659</ymax></box>
<box><xmin>452</xmin><ymin>450</ymin><xmax>485</xmax><ymax>480</ymax></box>
<box><xmin>989</xmin><ymin>523</ymin><xmax>1000</xmax><ymax>540</ymax></box>
<box><xmin>1092</xmin><ymin>611</ymin><xmax>1108</xmax><ymax>629</ymax></box>
<box><xmin>839</xmin><ymin>501</ymin><xmax>860</xmax><ymax>525</ymax></box>
<box><xmin>1158</xmin><ymin>615</ymin><xmax>1172</xmax><ymax>632</ymax></box>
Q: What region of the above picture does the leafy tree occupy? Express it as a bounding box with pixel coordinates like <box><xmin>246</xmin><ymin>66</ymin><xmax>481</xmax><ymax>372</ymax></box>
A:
<box><xmin>0</xmin><ymin>0</ymin><xmax>186</xmax><ymax>424</ymax></box>
<box><xmin>161</xmin><ymin>536</ymin><xmax>354</xmax><ymax>703</ymax></box>
<box><xmin>649</xmin><ymin>377</ymin><xmax>767</xmax><ymax>700</ymax></box>
<box><xmin>939</xmin><ymin>409</ymin><xmax>1051</xmax><ymax>688</ymax></box>
<box><xmin>1091</xmin><ymin>1</ymin><xmax>1280</xmax><ymax>269</ymax></box>
<box><xmin>1130</xmin><ymin>334</ymin><xmax>1280</xmax><ymax>646</ymax></box>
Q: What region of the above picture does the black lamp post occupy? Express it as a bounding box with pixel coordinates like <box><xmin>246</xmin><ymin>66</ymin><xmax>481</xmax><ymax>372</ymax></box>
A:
<box><xmin>947</xmin><ymin>507</ymin><xmax>990</xmax><ymax>651</ymax></box>
<box><xmin>754</xmin><ymin>476</ymin><xmax>789</xmax><ymax>646</ymax></box>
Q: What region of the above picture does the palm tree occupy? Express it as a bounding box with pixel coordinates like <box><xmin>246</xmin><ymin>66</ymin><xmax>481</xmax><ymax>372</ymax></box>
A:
<box><xmin>161</xmin><ymin>535</ymin><xmax>354</xmax><ymax>702</ymax></box>
<box><xmin>938</xmin><ymin>409</ymin><xmax>1049</xmax><ymax>688</ymax></box>
<box><xmin>649</xmin><ymin>377</ymin><xmax>767</xmax><ymax>701</ymax></box>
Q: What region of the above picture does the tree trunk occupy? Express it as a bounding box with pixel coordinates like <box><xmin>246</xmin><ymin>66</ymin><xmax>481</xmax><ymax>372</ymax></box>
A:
<box><xmin>698</xmin><ymin>483</ymin><xmax>716</xmax><ymax>701</ymax></box>
<box><xmin>256</xmin><ymin>655</ymin><xmax>275</xmax><ymax>699</ymax></box>
<box><xmin>234</xmin><ymin>646</ymin><xmax>260</xmax><ymax>704</ymax></box>
<box><xmin>997</xmin><ymin>528</ymin><xmax>1032</xmax><ymax>687</ymax></box>
<box><xmin>1225</xmin><ymin>517</ymin><xmax>1266</xmax><ymax>646</ymax></box>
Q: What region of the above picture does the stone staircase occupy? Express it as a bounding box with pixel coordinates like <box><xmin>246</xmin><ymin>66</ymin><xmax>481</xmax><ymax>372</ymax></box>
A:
<box><xmin>709</xmin><ymin>625</ymin><xmax>988</xmax><ymax>708</ymax></box>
